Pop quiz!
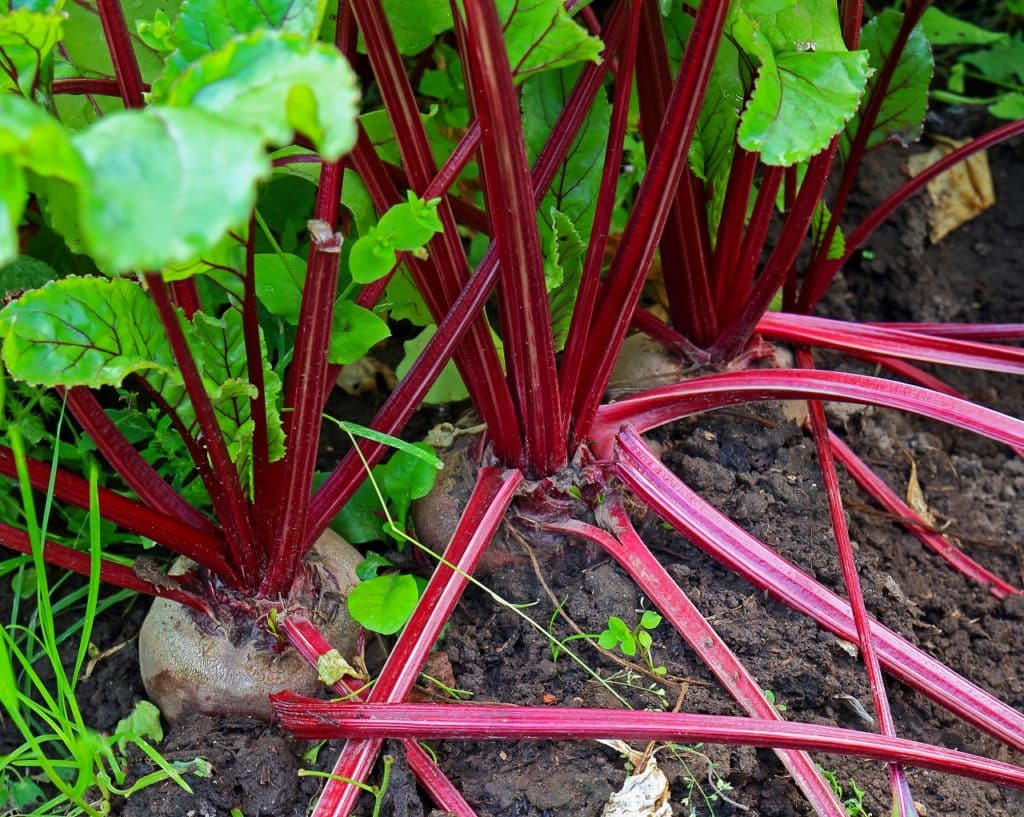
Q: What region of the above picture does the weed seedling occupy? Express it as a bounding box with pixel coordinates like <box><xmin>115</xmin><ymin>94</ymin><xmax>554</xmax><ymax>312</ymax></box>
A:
<box><xmin>597</xmin><ymin>611</ymin><xmax>667</xmax><ymax>676</ymax></box>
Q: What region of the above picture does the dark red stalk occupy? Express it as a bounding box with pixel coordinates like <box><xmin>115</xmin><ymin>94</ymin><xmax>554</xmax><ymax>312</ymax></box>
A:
<box><xmin>612</xmin><ymin>426</ymin><xmax>1024</xmax><ymax>752</ymax></box>
<box><xmin>709</xmin><ymin>145</ymin><xmax>838</xmax><ymax>363</ymax></box>
<box><xmin>814</xmin><ymin>118</ymin><xmax>1024</xmax><ymax>308</ymax></box>
<box><xmin>839</xmin><ymin>0</ymin><xmax>864</xmax><ymax>48</ymax></box>
<box><xmin>799</xmin><ymin>351</ymin><xmax>915</xmax><ymax>816</ymax></box>
<box><xmin>52</xmin><ymin>78</ymin><xmax>138</xmax><ymax>97</ymax></box>
<box><xmin>732</xmin><ymin>165</ymin><xmax>784</xmax><ymax>311</ymax></box>
<box><xmin>261</xmin><ymin>166</ymin><xmax>343</xmax><ymax>597</ymax></box>
<box><xmin>560</xmin><ymin>0</ymin><xmax>642</xmax><ymax>423</ymax></box>
<box><xmin>460</xmin><ymin>2</ymin><xmax>564</xmax><ymax>475</ymax></box>
<box><xmin>0</xmin><ymin>521</ymin><xmax>211</xmax><ymax>614</ymax></box>
<box><xmin>306</xmin><ymin>28</ymin><xmax>626</xmax><ymax>542</ymax></box>
<box><xmin>349</xmin><ymin>0</ymin><xmax>523</xmax><ymax>466</ymax></box>
<box><xmin>242</xmin><ymin>221</ymin><xmax>271</xmax><ymax>557</ymax></box>
<box><xmin>571</xmin><ymin>0</ymin><xmax>732</xmax><ymax>446</ymax></box>
<box><xmin>799</xmin><ymin>3</ymin><xmax>929</xmax><ymax>314</ymax></box>
<box><xmin>310</xmin><ymin>467</ymin><xmax>523</xmax><ymax>817</ymax></box>
<box><xmin>131</xmin><ymin>375</ymin><xmax>219</xmax><ymax>496</ymax></box>
<box><xmin>280</xmin><ymin>615</ymin><xmax>479</xmax><ymax>817</ymax></box>
<box><xmin>549</xmin><ymin>507</ymin><xmax>846</xmax><ymax>816</ymax></box>
<box><xmin>348</xmin><ymin>130</ymin><xmax>523</xmax><ymax>465</ymax></box>
<box><xmin>146</xmin><ymin>274</ymin><xmax>259</xmax><ymax>591</ymax></box>
<box><xmin>591</xmin><ymin>370</ymin><xmax>1024</xmax><ymax>452</ymax></box>
<box><xmin>0</xmin><ymin>446</ymin><xmax>235</xmax><ymax>580</ymax></box>
<box><xmin>305</xmin><ymin>244</ymin><xmax>505</xmax><ymax>545</ymax></box>
<box><xmin>94</xmin><ymin>0</ymin><xmax>144</xmax><ymax>108</ymax></box>
<box><xmin>633</xmin><ymin>0</ymin><xmax>716</xmax><ymax>345</ymax></box>
<box><xmin>63</xmin><ymin>387</ymin><xmax>214</xmax><ymax>532</ymax></box>
<box><xmin>712</xmin><ymin>148</ymin><xmax>760</xmax><ymax>317</ymax></box>
<box><xmin>755</xmin><ymin>313</ymin><xmax>1024</xmax><ymax>375</ymax></box>
<box><xmin>828</xmin><ymin>430</ymin><xmax>1018</xmax><ymax>598</ymax></box>
<box><xmin>273</xmin><ymin>698</ymin><xmax>1024</xmax><ymax>792</ymax></box>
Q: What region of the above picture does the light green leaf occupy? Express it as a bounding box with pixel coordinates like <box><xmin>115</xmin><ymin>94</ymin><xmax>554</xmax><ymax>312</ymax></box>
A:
<box><xmin>329</xmin><ymin>300</ymin><xmax>389</xmax><ymax>365</ymax></box>
<box><xmin>0</xmin><ymin>4</ymin><xmax>65</xmax><ymax>95</ymax></box>
<box><xmin>498</xmin><ymin>0</ymin><xmax>603</xmax><ymax>83</ymax></box>
<box><xmin>348</xmin><ymin>193</ymin><xmax>442</xmax><ymax>284</ymax></box>
<box><xmin>733</xmin><ymin>1</ymin><xmax>870</xmax><ymax>166</ymax></box>
<box><xmin>73</xmin><ymin>106</ymin><xmax>268</xmax><ymax>275</ymax></box>
<box><xmin>346</xmin><ymin>573</ymin><xmax>419</xmax><ymax>634</ymax></box>
<box><xmin>114</xmin><ymin>700</ymin><xmax>163</xmax><ymax>754</ymax></box>
<box><xmin>845</xmin><ymin>11</ymin><xmax>931</xmax><ymax>156</ymax></box>
<box><xmin>920</xmin><ymin>8</ymin><xmax>1007</xmax><ymax>47</ymax></box>
<box><xmin>810</xmin><ymin>201</ymin><xmax>843</xmax><ymax>261</ymax></box>
<box><xmin>0</xmin><ymin>156</ymin><xmax>26</xmax><ymax>266</ymax></box>
<box><xmin>164</xmin><ymin>31</ymin><xmax>359</xmax><ymax>160</ymax></box>
<box><xmin>150</xmin><ymin>0</ymin><xmax>327</xmax><ymax>94</ymax></box>
<box><xmin>0</xmin><ymin>277</ymin><xmax>174</xmax><ymax>387</ymax></box>
<box><xmin>334</xmin><ymin>422</ymin><xmax>442</xmax><ymax>469</ymax></box>
<box><xmin>0</xmin><ymin>93</ymin><xmax>85</xmax><ymax>183</ymax></box>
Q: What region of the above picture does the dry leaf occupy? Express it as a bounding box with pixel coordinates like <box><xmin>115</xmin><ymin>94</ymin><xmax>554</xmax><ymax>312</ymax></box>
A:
<box><xmin>336</xmin><ymin>356</ymin><xmax>397</xmax><ymax>396</ymax></box>
<box><xmin>906</xmin><ymin>137</ymin><xmax>995</xmax><ymax>243</ymax></box>
<box><xmin>600</xmin><ymin>740</ymin><xmax>672</xmax><ymax>817</ymax></box>
<box><xmin>905</xmin><ymin>456</ymin><xmax>937</xmax><ymax>528</ymax></box>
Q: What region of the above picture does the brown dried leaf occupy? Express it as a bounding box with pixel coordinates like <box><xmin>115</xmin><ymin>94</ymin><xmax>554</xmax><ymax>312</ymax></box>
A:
<box><xmin>906</xmin><ymin>137</ymin><xmax>995</xmax><ymax>243</ymax></box>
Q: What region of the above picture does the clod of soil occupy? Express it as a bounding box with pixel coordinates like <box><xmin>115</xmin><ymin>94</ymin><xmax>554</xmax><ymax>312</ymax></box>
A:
<box><xmin>139</xmin><ymin>529</ymin><xmax>363</xmax><ymax>722</ymax></box>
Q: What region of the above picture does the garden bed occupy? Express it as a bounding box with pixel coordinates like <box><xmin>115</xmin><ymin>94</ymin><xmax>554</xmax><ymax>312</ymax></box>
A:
<box><xmin>5</xmin><ymin>141</ymin><xmax>1023</xmax><ymax>817</ymax></box>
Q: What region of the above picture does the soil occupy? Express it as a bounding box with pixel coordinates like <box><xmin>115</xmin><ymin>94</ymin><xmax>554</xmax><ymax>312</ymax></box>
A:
<box><xmin>4</xmin><ymin>134</ymin><xmax>1023</xmax><ymax>817</ymax></box>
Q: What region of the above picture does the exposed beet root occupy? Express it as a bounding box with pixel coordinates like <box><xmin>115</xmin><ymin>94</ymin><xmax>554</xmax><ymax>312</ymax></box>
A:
<box><xmin>139</xmin><ymin>529</ymin><xmax>363</xmax><ymax>722</ymax></box>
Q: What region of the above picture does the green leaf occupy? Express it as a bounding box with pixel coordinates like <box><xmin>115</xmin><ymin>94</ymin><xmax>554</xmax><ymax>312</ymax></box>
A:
<box><xmin>0</xmin><ymin>93</ymin><xmax>84</xmax><ymax>183</ymax></box>
<box><xmin>150</xmin><ymin>0</ymin><xmax>328</xmax><ymax>94</ymax></box>
<box><xmin>355</xmin><ymin>551</ymin><xmax>393</xmax><ymax>581</ymax></box>
<box><xmin>255</xmin><ymin>252</ymin><xmax>306</xmax><ymax>321</ymax></box>
<box><xmin>0</xmin><ymin>157</ymin><xmax>26</xmax><ymax>265</ymax></box>
<box><xmin>164</xmin><ymin>31</ymin><xmax>360</xmax><ymax>160</ymax></box>
<box><xmin>0</xmin><ymin>256</ymin><xmax>57</xmax><ymax>297</ymax></box>
<box><xmin>335</xmin><ymin>422</ymin><xmax>442</xmax><ymax>469</ymax></box>
<box><xmin>329</xmin><ymin>300</ymin><xmax>389</xmax><ymax>365</ymax></box>
<box><xmin>545</xmin><ymin>209</ymin><xmax>584</xmax><ymax>352</ymax></box>
<box><xmin>640</xmin><ymin>610</ymin><xmax>662</xmax><ymax>630</ymax></box>
<box><xmin>73</xmin><ymin>106</ymin><xmax>267</xmax><ymax>275</ymax></box>
<box><xmin>0</xmin><ymin>277</ymin><xmax>174</xmax><ymax>387</ymax></box>
<box><xmin>333</xmin><ymin>479</ymin><xmax>386</xmax><ymax>544</ymax></box>
<box><xmin>989</xmin><ymin>92</ymin><xmax>1024</xmax><ymax>120</ymax></box>
<box><xmin>114</xmin><ymin>699</ymin><xmax>163</xmax><ymax>754</ymax></box>
<box><xmin>920</xmin><ymin>8</ymin><xmax>1007</xmax><ymax>47</ymax></box>
<box><xmin>522</xmin><ymin>66</ymin><xmax>610</xmax><ymax>248</ymax></box>
<box><xmin>845</xmin><ymin>11</ymin><xmax>931</xmax><ymax>155</ymax></box>
<box><xmin>384</xmin><ymin>269</ymin><xmax>432</xmax><ymax>326</ymax></box>
<box><xmin>346</xmin><ymin>573</ymin><xmax>420</xmax><ymax>634</ymax></box>
<box><xmin>810</xmin><ymin>201</ymin><xmax>843</xmax><ymax>261</ymax></box>
<box><xmin>394</xmin><ymin>325</ymin><xmax>468</xmax><ymax>404</ymax></box>
<box><xmin>733</xmin><ymin>1</ymin><xmax>871</xmax><ymax>166</ymax></box>
<box><xmin>0</xmin><ymin>4</ymin><xmax>65</xmax><ymax>95</ymax></box>
<box><xmin>377</xmin><ymin>445</ymin><xmax>439</xmax><ymax>535</ymax></box>
<box><xmin>371</xmin><ymin>0</ymin><xmax>453</xmax><ymax>56</ymax></box>
<box><xmin>348</xmin><ymin>193</ymin><xmax>442</xmax><ymax>284</ymax></box>
<box><xmin>961</xmin><ymin>39</ymin><xmax>1024</xmax><ymax>86</ymax></box>
<box><xmin>498</xmin><ymin>0</ymin><xmax>603</xmax><ymax>83</ymax></box>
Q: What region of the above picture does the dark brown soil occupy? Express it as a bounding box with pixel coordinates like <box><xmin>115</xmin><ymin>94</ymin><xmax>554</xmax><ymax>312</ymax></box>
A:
<box><xmin>4</xmin><ymin>137</ymin><xmax>1023</xmax><ymax>817</ymax></box>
